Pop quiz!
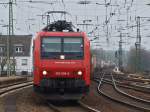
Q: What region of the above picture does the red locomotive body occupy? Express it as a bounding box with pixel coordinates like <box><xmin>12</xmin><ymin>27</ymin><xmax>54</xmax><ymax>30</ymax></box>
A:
<box><xmin>33</xmin><ymin>23</ymin><xmax>91</xmax><ymax>99</ymax></box>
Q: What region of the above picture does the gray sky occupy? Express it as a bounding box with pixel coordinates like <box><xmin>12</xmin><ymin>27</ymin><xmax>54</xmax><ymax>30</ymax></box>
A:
<box><xmin>0</xmin><ymin>0</ymin><xmax>150</xmax><ymax>50</ymax></box>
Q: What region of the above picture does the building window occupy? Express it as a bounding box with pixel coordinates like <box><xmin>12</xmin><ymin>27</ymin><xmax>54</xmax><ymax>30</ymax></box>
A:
<box><xmin>0</xmin><ymin>47</ymin><xmax>5</xmax><ymax>53</ymax></box>
<box><xmin>15</xmin><ymin>46</ymin><xmax>23</xmax><ymax>53</ymax></box>
<box><xmin>22</xmin><ymin>59</ymin><xmax>27</xmax><ymax>66</ymax></box>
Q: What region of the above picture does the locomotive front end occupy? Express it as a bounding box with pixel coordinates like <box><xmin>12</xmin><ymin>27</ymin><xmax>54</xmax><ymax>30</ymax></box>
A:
<box><xmin>33</xmin><ymin>32</ymin><xmax>90</xmax><ymax>100</ymax></box>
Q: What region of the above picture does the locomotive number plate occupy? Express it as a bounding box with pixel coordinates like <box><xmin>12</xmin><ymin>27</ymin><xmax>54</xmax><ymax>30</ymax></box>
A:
<box><xmin>55</xmin><ymin>72</ymin><xmax>70</xmax><ymax>76</ymax></box>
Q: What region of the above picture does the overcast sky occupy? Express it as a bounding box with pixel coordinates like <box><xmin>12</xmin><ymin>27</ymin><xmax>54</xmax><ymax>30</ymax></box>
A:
<box><xmin>0</xmin><ymin>0</ymin><xmax>150</xmax><ymax>50</ymax></box>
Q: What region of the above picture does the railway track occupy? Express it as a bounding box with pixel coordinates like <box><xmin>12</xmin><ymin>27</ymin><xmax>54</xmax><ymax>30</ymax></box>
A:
<box><xmin>105</xmin><ymin>73</ymin><xmax>150</xmax><ymax>89</ymax></box>
<box><xmin>96</xmin><ymin>72</ymin><xmax>150</xmax><ymax>112</ymax></box>
<box><xmin>103</xmin><ymin>78</ymin><xmax>150</xmax><ymax>93</ymax></box>
<box><xmin>111</xmin><ymin>74</ymin><xmax>150</xmax><ymax>103</ymax></box>
<box><xmin>0</xmin><ymin>80</ymin><xmax>31</xmax><ymax>89</ymax></box>
<box><xmin>102</xmin><ymin>79</ymin><xmax>150</xmax><ymax>101</ymax></box>
<box><xmin>95</xmin><ymin>73</ymin><xmax>150</xmax><ymax>94</ymax></box>
<box><xmin>47</xmin><ymin>101</ymin><xmax>101</xmax><ymax>112</ymax></box>
<box><xmin>0</xmin><ymin>81</ymin><xmax>33</xmax><ymax>97</ymax></box>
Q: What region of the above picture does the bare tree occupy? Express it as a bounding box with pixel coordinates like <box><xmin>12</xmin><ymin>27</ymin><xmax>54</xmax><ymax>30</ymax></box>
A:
<box><xmin>0</xmin><ymin>57</ymin><xmax>7</xmax><ymax>75</ymax></box>
<box><xmin>127</xmin><ymin>47</ymin><xmax>150</xmax><ymax>73</ymax></box>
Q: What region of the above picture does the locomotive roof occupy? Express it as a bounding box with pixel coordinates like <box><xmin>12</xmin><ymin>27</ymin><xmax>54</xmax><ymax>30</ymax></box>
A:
<box><xmin>42</xmin><ymin>20</ymin><xmax>74</xmax><ymax>32</ymax></box>
<box><xmin>37</xmin><ymin>31</ymin><xmax>87</xmax><ymax>38</ymax></box>
<box><xmin>36</xmin><ymin>20</ymin><xmax>89</xmax><ymax>40</ymax></box>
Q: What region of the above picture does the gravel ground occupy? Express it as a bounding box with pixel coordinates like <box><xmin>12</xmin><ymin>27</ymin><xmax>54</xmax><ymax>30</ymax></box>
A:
<box><xmin>0</xmin><ymin>76</ymin><xmax>27</xmax><ymax>83</ymax></box>
<box><xmin>0</xmin><ymin>97</ymin><xmax>4</xmax><ymax>112</ymax></box>
<box><xmin>81</xmin><ymin>81</ymin><xmax>142</xmax><ymax>112</ymax></box>
<box><xmin>16</xmin><ymin>87</ymin><xmax>53</xmax><ymax>112</ymax></box>
<box><xmin>0</xmin><ymin>80</ymin><xmax>148</xmax><ymax>112</ymax></box>
<box><xmin>0</xmin><ymin>87</ymin><xmax>53</xmax><ymax>112</ymax></box>
<box><xmin>0</xmin><ymin>76</ymin><xmax>22</xmax><ymax>81</ymax></box>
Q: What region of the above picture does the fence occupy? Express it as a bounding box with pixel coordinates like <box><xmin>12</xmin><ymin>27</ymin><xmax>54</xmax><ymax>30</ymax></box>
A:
<box><xmin>0</xmin><ymin>69</ymin><xmax>33</xmax><ymax>77</ymax></box>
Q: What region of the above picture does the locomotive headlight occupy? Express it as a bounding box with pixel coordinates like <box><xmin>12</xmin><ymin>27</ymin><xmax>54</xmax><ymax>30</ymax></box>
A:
<box><xmin>42</xmin><ymin>70</ymin><xmax>47</xmax><ymax>75</ymax></box>
<box><xmin>77</xmin><ymin>71</ymin><xmax>82</xmax><ymax>76</ymax></box>
<box><xmin>60</xmin><ymin>55</ymin><xmax>65</xmax><ymax>59</ymax></box>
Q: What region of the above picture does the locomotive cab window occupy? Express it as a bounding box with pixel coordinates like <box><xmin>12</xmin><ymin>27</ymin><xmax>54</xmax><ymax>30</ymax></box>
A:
<box><xmin>64</xmin><ymin>38</ymin><xmax>83</xmax><ymax>52</ymax></box>
<box><xmin>41</xmin><ymin>37</ymin><xmax>83</xmax><ymax>59</ymax></box>
<box><xmin>42</xmin><ymin>38</ymin><xmax>61</xmax><ymax>52</ymax></box>
<box><xmin>41</xmin><ymin>37</ymin><xmax>61</xmax><ymax>58</ymax></box>
<box><xmin>63</xmin><ymin>38</ymin><xmax>83</xmax><ymax>59</ymax></box>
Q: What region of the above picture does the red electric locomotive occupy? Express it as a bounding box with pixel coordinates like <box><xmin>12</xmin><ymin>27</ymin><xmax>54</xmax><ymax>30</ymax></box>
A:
<box><xmin>33</xmin><ymin>20</ymin><xmax>91</xmax><ymax>100</ymax></box>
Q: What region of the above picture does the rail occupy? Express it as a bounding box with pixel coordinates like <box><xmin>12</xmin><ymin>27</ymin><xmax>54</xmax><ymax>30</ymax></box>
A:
<box><xmin>95</xmin><ymin>71</ymin><xmax>150</xmax><ymax>112</ymax></box>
